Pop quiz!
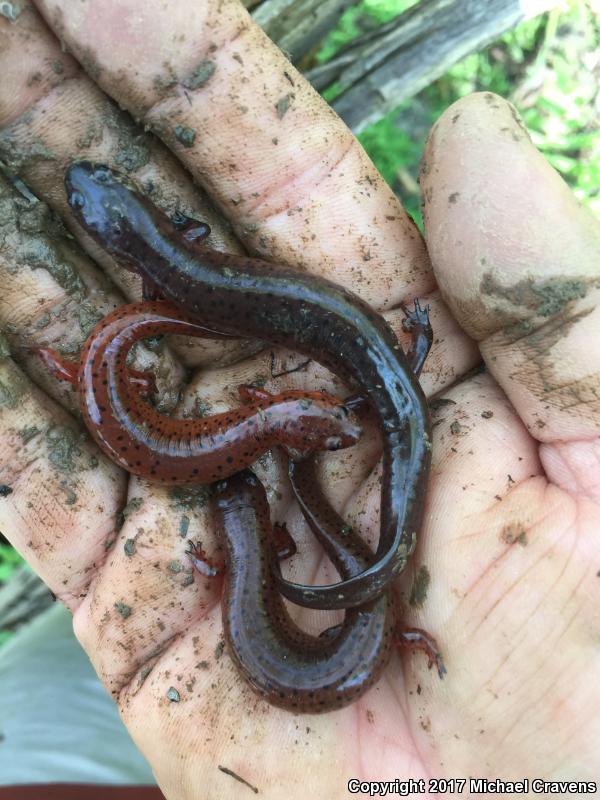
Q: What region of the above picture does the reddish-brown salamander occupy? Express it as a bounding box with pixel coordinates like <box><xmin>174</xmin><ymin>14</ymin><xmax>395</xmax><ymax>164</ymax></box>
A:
<box><xmin>40</xmin><ymin>301</ymin><xmax>361</xmax><ymax>484</ymax></box>
<box><xmin>64</xmin><ymin>162</ymin><xmax>432</xmax><ymax>609</ymax></box>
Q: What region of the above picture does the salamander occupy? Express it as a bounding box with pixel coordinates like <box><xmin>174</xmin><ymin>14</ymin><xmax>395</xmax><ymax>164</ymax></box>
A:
<box><xmin>277</xmin><ymin>299</ymin><xmax>434</xmax><ymax>606</ymax></box>
<box><xmin>204</xmin><ymin>461</ymin><xmax>443</xmax><ymax>712</ymax></box>
<box><xmin>205</xmin><ymin>468</ymin><xmax>396</xmax><ymax>712</ymax></box>
<box><xmin>64</xmin><ymin>161</ymin><xmax>432</xmax><ymax>609</ymax></box>
<box><xmin>40</xmin><ymin>301</ymin><xmax>361</xmax><ymax>484</ymax></box>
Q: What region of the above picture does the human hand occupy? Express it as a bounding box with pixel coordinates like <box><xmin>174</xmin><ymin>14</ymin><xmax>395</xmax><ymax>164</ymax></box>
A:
<box><xmin>0</xmin><ymin>2</ymin><xmax>598</xmax><ymax>798</ymax></box>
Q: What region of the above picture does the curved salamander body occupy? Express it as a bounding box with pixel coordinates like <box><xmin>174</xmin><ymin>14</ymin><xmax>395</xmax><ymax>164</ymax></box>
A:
<box><xmin>65</xmin><ymin>162</ymin><xmax>432</xmax><ymax>609</ymax></box>
<box><xmin>211</xmin><ymin>469</ymin><xmax>396</xmax><ymax>712</ymax></box>
<box><xmin>43</xmin><ymin>301</ymin><xmax>361</xmax><ymax>484</ymax></box>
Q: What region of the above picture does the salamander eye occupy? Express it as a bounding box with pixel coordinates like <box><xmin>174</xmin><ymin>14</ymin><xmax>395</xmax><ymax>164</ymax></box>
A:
<box><xmin>93</xmin><ymin>167</ymin><xmax>113</xmax><ymax>183</ymax></box>
<box><xmin>68</xmin><ymin>191</ymin><xmax>86</xmax><ymax>210</ymax></box>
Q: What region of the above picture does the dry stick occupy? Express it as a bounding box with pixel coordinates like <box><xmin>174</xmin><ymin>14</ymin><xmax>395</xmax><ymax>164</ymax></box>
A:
<box><xmin>304</xmin><ymin>0</ymin><xmax>558</xmax><ymax>133</ymax></box>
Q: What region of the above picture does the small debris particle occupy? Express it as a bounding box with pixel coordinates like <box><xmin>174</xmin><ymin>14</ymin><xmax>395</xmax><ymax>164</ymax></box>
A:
<box><xmin>19</xmin><ymin>425</ymin><xmax>40</xmax><ymax>443</ymax></box>
<box><xmin>179</xmin><ymin>515</ymin><xmax>190</xmax><ymax>538</ymax></box>
<box><xmin>214</xmin><ymin>638</ymin><xmax>225</xmax><ymax>660</ymax></box>
<box><xmin>182</xmin><ymin>59</ymin><xmax>216</xmax><ymax>89</ymax></box>
<box><xmin>174</xmin><ymin>125</ymin><xmax>196</xmax><ymax>147</ymax></box>
<box><xmin>0</xmin><ymin>485</ymin><xmax>13</xmax><ymax>497</ymax></box>
<box><xmin>501</xmin><ymin>526</ymin><xmax>528</xmax><ymax>546</ymax></box>
<box><xmin>166</xmin><ymin>687</ymin><xmax>180</xmax><ymax>702</ymax></box>
<box><xmin>218</xmin><ymin>765</ymin><xmax>258</xmax><ymax>794</ymax></box>
<box><xmin>117</xmin><ymin>496</ymin><xmax>143</xmax><ymax>528</ymax></box>
<box><xmin>114</xmin><ymin>602</ymin><xmax>132</xmax><ymax>619</ymax></box>
<box><xmin>481</xmin><ymin>410</ymin><xmax>493</xmax><ymax>419</ymax></box>
<box><xmin>450</xmin><ymin>420</ymin><xmax>462</xmax><ymax>434</ymax></box>
<box><xmin>448</xmin><ymin>192</ymin><xmax>460</xmax><ymax>203</ymax></box>
<box><xmin>196</xmin><ymin>660</ymin><xmax>209</xmax><ymax>670</ymax></box>
<box><xmin>429</xmin><ymin>397</ymin><xmax>456</xmax><ymax>411</ymax></box>
<box><xmin>168</xmin><ymin>560</ymin><xmax>183</xmax><ymax>574</ymax></box>
<box><xmin>124</xmin><ymin>538</ymin><xmax>136</xmax><ymax>557</ymax></box>
<box><xmin>409</xmin><ymin>565</ymin><xmax>430</xmax><ymax>607</ymax></box>
<box><xmin>0</xmin><ymin>2</ymin><xmax>20</xmax><ymax>21</ymax></box>
<box><xmin>275</xmin><ymin>93</ymin><xmax>293</xmax><ymax>119</ymax></box>
<box><xmin>45</xmin><ymin>426</ymin><xmax>81</xmax><ymax>473</ymax></box>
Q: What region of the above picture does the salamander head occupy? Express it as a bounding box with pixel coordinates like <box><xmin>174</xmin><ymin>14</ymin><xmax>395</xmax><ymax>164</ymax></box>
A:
<box><xmin>64</xmin><ymin>161</ymin><xmax>152</xmax><ymax>272</ymax></box>
<box><xmin>278</xmin><ymin>394</ymin><xmax>362</xmax><ymax>459</ymax></box>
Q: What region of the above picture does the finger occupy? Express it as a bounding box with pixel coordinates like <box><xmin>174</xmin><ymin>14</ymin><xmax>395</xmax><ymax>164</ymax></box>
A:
<box><xmin>0</xmin><ymin>3</ymin><xmax>252</xmax><ymax>369</ymax></box>
<box><xmin>36</xmin><ymin>0</ymin><xmax>430</xmax><ymax>305</ymax></box>
<box><xmin>3</xmin><ymin>2</ymin><xmax>479</xmax><ymax>385</ymax></box>
<box><xmin>0</xmin><ymin>337</ymin><xmax>125</xmax><ymax>604</ymax></box>
<box><xmin>73</xmin><ymin>475</ymin><xmax>223</xmax><ymax>691</ymax></box>
<box><xmin>422</xmin><ymin>93</ymin><xmax>600</xmax><ymax>486</ymax></box>
<box><xmin>0</xmin><ymin>171</ymin><xmax>188</xmax><ymax>414</ymax></box>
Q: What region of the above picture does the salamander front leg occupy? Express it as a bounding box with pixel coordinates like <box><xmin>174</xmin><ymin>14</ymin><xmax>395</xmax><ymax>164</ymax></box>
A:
<box><xmin>344</xmin><ymin>298</ymin><xmax>433</xmax><ymax>411</ymax></box>
<box><xmin>186</xmin><ymin>540</ymin><xmax>224</xmax><ymax>577</ymax></box>
<box><xmin>38</xmin><ymin>348</ymin><xmax>157</xmax><ymax>400</ymax></box>
<box><xmin>36</xmin><ymin>347</ymin><xmax>78</xmax><ymax>385</ymax></box>
<box><xmin>187</xmin><ymin>522</ymin><xmax>297</xmax><ymax>578</ymax></box>
<box><xmin>400</xmin><ymin>298</ymin><xmax>433</xmax><ymax>378</ymax></box>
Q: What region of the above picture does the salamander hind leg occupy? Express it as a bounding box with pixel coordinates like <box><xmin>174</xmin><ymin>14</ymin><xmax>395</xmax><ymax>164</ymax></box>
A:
<box><xmin>36</xmin><ymin>348</ymin><xmax>79</xmax><ymax>384</ymax></box>
<box><xmin>170</xmin><ymin>210</ymin><xmax>211</xmax><ymax>243</ymax></box>
<box><xmin>186</xmin><ymin>540</ymin><xmax>224</xmax><ymax>578</ymax></box>
<box><xmin>400</xmin><ymin>299</ymin><xmax>433</xmax><ymax>378</ymax></box>
<box><xmin>238</xmin><ymin>384</ymin><xmax>273</xmax><ymax>404</ymax></box>
<box><xmin>127</xmin><ymin>368</ymin><xmax>157</xmax><ymax>400</ymax></box>
<box><xmin>396</xmin><ymin>625</ymin><xmax>446</xmax><ymax>679</ymax></box>
<box><xmin>273</xmin><ymin>522</ymin><xmax>297</xmax><ymax>560</ymax></box>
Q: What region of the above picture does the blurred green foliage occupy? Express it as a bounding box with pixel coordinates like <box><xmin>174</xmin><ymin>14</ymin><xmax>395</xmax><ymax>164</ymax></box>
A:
<box><xmin>0</xmin><ymin>543</ymin><xmax>22</xmax><ymax>583</ymax></box>
<box><xmin>319</xmin><ymin>0</ymin><xmax>599</xmax><ymax>227</ymax></box>
<box><xmin>0</xmin><ymin>546</ymin><xmax>24</xmax><ymax>644</ymax></box>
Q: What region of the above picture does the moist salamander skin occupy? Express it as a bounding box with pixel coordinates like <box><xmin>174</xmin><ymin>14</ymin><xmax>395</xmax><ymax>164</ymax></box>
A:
<box><xmin>40</xmin><ymin>301</ymin><xmax>361</xmax><ymax>484</ymax></box>
<box><xmin>211</xmin><ymin>469</ymin><xmax>396</xmax><ymax>712</ymax></box>
<box><xmin>64</xmin><ymin>161</ymin><xmax>432</xmax><ymax>610</ymax></box>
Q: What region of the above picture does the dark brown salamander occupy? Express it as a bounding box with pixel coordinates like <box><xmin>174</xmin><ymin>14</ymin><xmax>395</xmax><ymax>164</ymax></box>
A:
<box><xmin>64</xmin><ymin>161</ymin><xmax>432</xmax><ymax>609</ymax></box>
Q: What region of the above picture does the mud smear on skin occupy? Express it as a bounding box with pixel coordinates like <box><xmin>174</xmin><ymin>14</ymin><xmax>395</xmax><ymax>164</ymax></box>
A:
<box><xmin>481</xmin><ymin>273</ymin><xmax>590</xmax><ymax>326</ymax></box>
<box><xmin>480</xmin><ymin>272</ymin><xmax>599</xmax><ymax>421</ymax></box>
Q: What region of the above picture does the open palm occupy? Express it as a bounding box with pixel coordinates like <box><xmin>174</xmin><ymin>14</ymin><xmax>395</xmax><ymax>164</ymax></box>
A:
<box><xmin>0</xmin><ymin>2</ymin><xmax>599</xmax><ymax>797</ymax></box>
